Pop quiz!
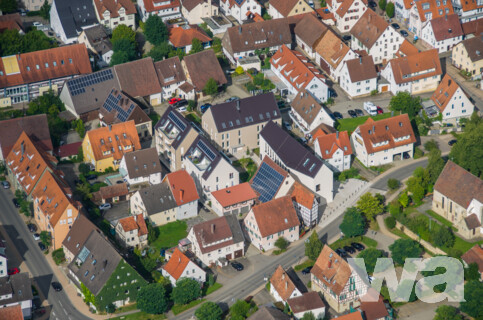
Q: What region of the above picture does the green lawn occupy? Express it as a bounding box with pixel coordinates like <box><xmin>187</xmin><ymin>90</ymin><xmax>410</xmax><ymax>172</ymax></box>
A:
<box><xmin>186</xmin><ymin>113</ymin><xmax>201</xmax><ymax>125</ymax></box>
<box><xmin>450</xmin><ymin>237</ymin><xmax>483</xmax><ymax>253</ymax></box>
<box><xmin>171</xmin><ymin>299</ymin><xmax>205</xmax><ymax>315</ymax></box>
<box><xmin>294</xmin><ymin>259</ymin><xmax>314</xmax><ymax>271</ymax></box>
<box><xmin>151</xmin><ymin>221</ymin><xmax>188</xmax><ymax>251</ymax></box>
<box><xmin>425</xmin><ymin>210</ymin><xmax>458</xmax><ymax>231</ymax></box>
<box><xmin>336</xmin><ymin>112</ymin><xmax>394</xmax><ymax>133</ymax></box>
<box><xmin>203</xmin><ymin>282</ymin><xmax>222</xmax><ymax>296</ymax></box>
<box><xmin>111</xmin><ymin>311</ymin><xmax>166</xmax><ymax>320</ymax></box>
<box><xmin>149</xmin><ymin>112</ymin><xmax>160</xmax><ymax>125</ymax></box>
<box><xmin>233</xmin><ymin>158</ymin><xmax>258</xmax><ymax>182</ymax></box>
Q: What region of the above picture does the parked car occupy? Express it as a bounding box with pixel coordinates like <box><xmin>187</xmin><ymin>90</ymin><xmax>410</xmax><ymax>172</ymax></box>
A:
<box><xmin>116</xmin><ymin>180</ymin><xmax>124</xmax><ymax>184</ymax></box>
<box><xmin>33</xmin><ymin>233</ymin><xmax>40</xmax><ymax>241</ymax></box>
<box><xmin>2</xmin><ymin>181</ymin><xmax>10</xmax><ymax>189</ymax></box>
<box><xmin>392</xmin><ymin>23</ymin><xmax>400</xmax><ymax>29</ymax></box>
<box><xmin>174</xmin><ymin>99</ymin><xmax>188</xmax><ymax>108</ymax></box>
<box><xmin>12</xmin><ymin>198</ymin><xmax>20</xmax><ymax>208</ymax></box>
<box><xmin>302</xmin><ymin>266</ymin><xmax>312</xmax><ymax>275</ymax></box>
<box><xmin>225</xmin><ymin>68</ymin><xmax>236</xmax><ymax>75</ymax></box>
<box><xmin>344</xmin><ymin>246</ymin><xmax>356</xmax><ymax>254</ymax></box>
<box><xmin>376</xmin><ymin>106</ymin><xmax>384</xmax><ymax>114</ymax></box>
<box><xmin>51</xmin><ymin>282</ymin><xmax>62</xmax><ymax>292</ymax></box>
<box><xmin>348</xmin><ymin>110</ymin><xmax>357</xmax><ymax>118</ymax></box>
<box><xmin>355</xmin><ymin>109</ymin><xmax>364</xmax><ymax>117</ymax></box>
<box><xmin>342</xmin><ymin>35</ymin><xmax>351</xmax><ymax>41</ymax></box>
<box><xmin>351</xmin><ymin>242</ymin><xmax>365</xmax><ymax>251</ymax></box>
<box><xmin>225</xmin><ymin>96</ymin><xmax>240</xmax><ymax>103</ymax></box>
<box><xmin>38</xmin><ymin>242</ymin><xmax>46</xmax><ymax>251</ymax></box>
<box><xmin>200</xmin><ymin>103</ymin><xmax>211</xmax><ymax>113</ymax></box>
<box><xmin>329</xmin><ymin>88</ymin><xmax>338</xmax><ymax>98</ymax></box>
<box><xmin>335</xmin><ymin>248</ymin><xmax>347</xmax><ymax>257</ymax></box>
<box><xmin>308</xmin><ymin>0</ymin><xmax>315</xmax><ymax>8</ymax></box>
<box><xmin>283</xmin><ymin>122</ymin><xmax>292</xmax><ymax>131</ymax></box>
<box><xmin>400</xmin><ymin>30</ymin><xmax>409</xmax><ymax>37</ymax></box>
<box><xmin>27</xmin><ymin>224</ymin><xmax>37</xmax><ymax>233</ymax></box>
<box><xmin>86</xmin><ymin>174</ymin><xmax>97</xmax><ymax>181</ymax></box>
<box><xmin>231</xmin><ymin>262</ymin><xmax>244</xmax><ymax>271</ymax></box>
<box><xmin>448</xmin><ymin>139</ymin><xmax>457</xmax><ymax>146</ymax></box>
<box><xmin>169</xmin><ymin>97</ymin><xmax>181</xmax><ymax>105</ymax></box>
<box><xmin>333</xmin><ymin>111</ymin><xmax>343</xmax><ymax>120</ymax></box>
<box><xmin>99</xmin><ymin>203</ymin><xmax>112</xmax><ymax>210</ymax></box>
<box><xmin>8</xmin><ymin>268</ymin><xmax>20</xmax><ymax>275</ymax></box>
<box><xmin>369</xmin><ymin>1</ymin><xmax>377</xmax><ymax>7</ymax></box>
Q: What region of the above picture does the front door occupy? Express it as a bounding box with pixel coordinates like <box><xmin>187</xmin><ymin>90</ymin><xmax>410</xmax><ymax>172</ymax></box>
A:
<box><xmin>226</xmin><ymin>253</ymin><xmax>232</xmax><ymax>260</ymax></box>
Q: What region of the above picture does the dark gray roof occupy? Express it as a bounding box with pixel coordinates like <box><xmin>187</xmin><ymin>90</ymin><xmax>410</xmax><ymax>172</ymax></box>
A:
<box><xmin>123</xmin><ymin>148</ymin><xmax>162</xmax><ymax>179</ymax></box>
<box><xmin>225</xmin><ymin>214</ymin><xmax>245</xmax><ymax>245</ymax></box>
<box><xmin>247</xmin><ymin>306</ymin><xmax>291</xmax><ymax>320</ymax></box>
<box><xmin>185</xmin><ymin>135</ymin><xmax>222</xmax><ymax>180</ymax></box>
<box><xmin>139</xmin><ymin>182</ymin><xmax>177</xmax><ymax>215</ymax></box>
<box><xmin>68</xmin><ymin>230</ymin><xmax>122</xmax><ymax>296</ymax></box>
<box><xmin>261</xmin><ymin>121</ymin><xmax>323</xmax><ymax>178</ymax></box>
<box><xmin>63</xmin><ymin>214</ymin><xmax>100</xmax><ymax>258</ymax></box>
<box><xmin>154</xmin><ymin>56</ymin><xmax>186</xmax><ymax>87</ymax></box>
<box><xmin>0</xmin><ymin>273</ymin><xmax>33</xmax><ymax>305</ymax></box>
<box><xmin>83</xmin><ymin>25</ymin><xmax>112</xmax><ymax>55</ymax></box>
<box><xmin>155</xmin><ymin>107</ymin><xmax>193</xmax><ymax>150</ymax></box>
<box><xmin>208</xmin><ymin>93</ymin><xmax>280</xmax><ymax>133</ymax></box>
<box><xmin>53</xmin><ymin>0</ymin><xmax>98</xmax><ymax>39</ymax></box>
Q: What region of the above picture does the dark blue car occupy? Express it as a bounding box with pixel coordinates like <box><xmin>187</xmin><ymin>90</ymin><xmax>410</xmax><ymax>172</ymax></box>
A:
<box><xmin>200</xmin><ymin>103</ymin><xmax>212</xmax><ymax>113</ymax></box>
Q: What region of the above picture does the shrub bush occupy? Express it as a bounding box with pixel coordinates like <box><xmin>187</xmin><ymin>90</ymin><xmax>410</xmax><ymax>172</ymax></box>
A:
<box><xmin>385</xmin><ymin>216</ymin><xmax>396</xmax><ymax>229</ymax></box>
<box><xmin>387</xmin><ymin>178</ymin><xmax>400</xmax><ymax>191</ymax></box>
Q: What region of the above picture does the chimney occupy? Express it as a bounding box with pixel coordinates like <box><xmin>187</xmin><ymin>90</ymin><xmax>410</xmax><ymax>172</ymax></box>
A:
<box><xmin>328</xmin><ymin>259</ymin><xmax>332</xmax><ymax>268</ymax></box>
<box><xmin>282</xmin><ymin>273</ymin><xmax>285</xmax><ymax>280</ymax></box>
<box><xmin>340</xmin><ymin>42</ymin><xmax>343</xmax><ymax>50</ymax></box>
<box><xmin>236</xmin><ymin>99</ymin><xmax>240</xmax><ymax>111</ymax></box>
<box><xmin>211</xmin><ymin>224</ymin><xmax>215</xmax><ymax>234</ymax></box>
<box><xmin>179</xmin><ymin>189</ymin><xmax>184</xmax><ymax>202</ymax></box>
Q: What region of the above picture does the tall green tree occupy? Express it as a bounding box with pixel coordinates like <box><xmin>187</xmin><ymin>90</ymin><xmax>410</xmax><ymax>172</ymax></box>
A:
<box><xmin>168</xmin><ymin>47</ymin><xmax>186</xmax><ymax>60</ymax></box>
<box><xmin>464</xmin><ymin>262</ymin><xmax>480</xmax><ymax>281</ymax></box>
<box><xmin>433</xmin><ymin>305</ymin><xmax>463</xmax><ymax>320</ymax></box>
<box><xmin>112</xmin><ymin>38</ymin><xmax>137</xmax><ymax>60</ymax></box>
<box><xmin>431</xmin><ymin>226</ymin><xmax>455</xmax><ymax>248</ymax></box>
<box><xmin>449</xmin><ymin>118</ymin><xmax>483</xmax><ymax>178</ymax></box>
<box><xmin>0</xmin><ymin>0</ymin><xmax>18</xmax><ymax>13</ymax></box>
<box><xmin>357</xmin><ymin>192</ymin><xmax>384</xmax><ymax>221</ymax></box>
<box><xmin>301</xmin><ymin>312</ymin><xmax>316</xmax><ymax>320</ymax></box>
<box><xmin>40</xmin><ymin>231</ymin><xmax>51</xmax><ymax>246</ymax></box>
<box><xmin>137</xmin><ymin>283</ymin><xmax>170</xmax><ymax>314</ymax></box>
<box><xmin>195</xmin><ymin>301</ymin><xmax>223</xmax><ymax>320</ymax></box>
<box><xmin>144</xmin><ymin>15</ymin><xmax>168</xmax><ymax>45</ymax></box>
<box><xmin>110</xmin><ymin>51</ymin><xmax>130</xmax><ymax>66</ymax></box>
<box><xmin>460</xmin><ymin>280</ymin><xmax>483</xmax><ymax>319</ymax></box>
<box><xmin>305</xmin><ymin>231</ymin><xmax>323</xmax><ymax>261</ymax></box>
<box><xmin>172</xmin><ymin>278</ymin><xmax>201</xmax><ymax>305</ymax></box>
<box><xmin>147</xmin><ymin>42</ymin><xmax>172</xmax><ymax>61</ymax></box>
<box><xmin>399</xmin><ymin>191</ymin><xmax>409</xmax><ymax>208</ymax></box>
<box><xmin>190</xmin><ymin>38</ymin><xmax>204</xmax><ymax>54</ymax></box>
<box><xmin>275</xmin><ymin>237</ymin><xmax>289</xmax><ymax>250</ymax></box>
<box><xmin>357</xmin><ymin>248</ymin><xmax>384</xmax><ymax>274</ymax></box>
<box><xmin>203</xmin><ymin>78</ymin><xmax>218</xmax><ymax>96</ymax></box>
<box><xmin>389</xmin><ymin>92</ymin><xmax>421</xmax><ymax>120</ymax></box>
<box><xmin>40</xmin><ymin>0</ymin><xmax>51</xmax><ymax>20</ymax></box>
<box><xmin>112</xmin><ymin>24</ymin><xmax>136</xmax><ymax>44</ymax></box>
<box><xmin>386</xmin><ymin>2</ymin><xmax>395</xmax><ymax>17</ymax></box>
<box><xmin>427</xmin><ymin>149</ymin><xmax>446</xmax><ymax>184</ymax></box>
<box><xmin>389</xmin><ymin>239</ymin><xmax>423</xmax><ymax>266</ymax></box>
<box><xmin>339</xmin><ymin>207</ymin><xmax>365</xmax><ymax>238</ymax></box>
<box><xmin>379</xmin><ymin>0</ymin><xmax>387</xmax><ymax>10</ymax></box>
<box><xmin>229</xmin><ymin>300</ymin><xmax>251</xmax><ymax>319</ymax></box>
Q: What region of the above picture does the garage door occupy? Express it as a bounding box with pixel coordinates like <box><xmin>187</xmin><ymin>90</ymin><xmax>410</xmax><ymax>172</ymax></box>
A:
<box><xmin>234</xmin><ymin>249</ymin><xmax>243</xmax><ymax>258</ymax></box>
<box><xmin>381</xmin><ymin>85</ymin><xmax>388</xmax><ymax>92</ymax></box>
<box><xmin>226</xmin><ymin>253</ymin><xmax>232</xmax><ymax>260</ymax></box>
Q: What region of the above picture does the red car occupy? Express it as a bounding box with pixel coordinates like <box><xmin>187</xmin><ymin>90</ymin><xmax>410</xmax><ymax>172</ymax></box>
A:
<box><xmin>169</xmin><ymin>98</ymin><xmax>181</xmax><ymax>105</ymax></box>
<box><xmin>8</xmin><ymin>267</ymin><xmax>19</xmax><ymax>275</ymax></box>
<box><xmin>376</xmin><ymin>106</ymin><xmax>383</xmax><ymax>114</ymax></box>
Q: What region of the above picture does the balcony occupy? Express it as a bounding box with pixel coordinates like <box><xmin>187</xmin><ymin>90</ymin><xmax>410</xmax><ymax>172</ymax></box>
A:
<box><xmin>187</xmin><ymin>150</ymin><xmax>211</xmax><ymax>171</ymax></box>
<box><xmin>289</xmin><ymin>111</ymin><xmax>310</xmax><ymax>135</ymax></box>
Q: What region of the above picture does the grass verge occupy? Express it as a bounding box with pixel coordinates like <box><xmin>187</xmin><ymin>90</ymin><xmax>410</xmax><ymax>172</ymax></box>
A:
<box><xmin>171</xmin><ymin>299</ymin><xmax>205</xmax><ymax>315</ymax></box>
<box><xmin>425</xmin><ymin>210</ymin><xmax>458</xmax><ymax>231</ymax></box>
<box><xmin>110</xmin><ymin>311</ymin><xmax>166</xmax><ymax>320</ymax></box>
<box><xmin>335</xmin><ymin>112</ymin><xmax>394</xmax><ymax>133</ymax></box>
<box><xmin>294</xmin><ymin>259</ymin><xmax>314</xmax><ymax>271</ymax></box>
<box><xmin>203</xmin><ymin>282</ymin><xmax>222</xmax><ymax>296</ymax></box>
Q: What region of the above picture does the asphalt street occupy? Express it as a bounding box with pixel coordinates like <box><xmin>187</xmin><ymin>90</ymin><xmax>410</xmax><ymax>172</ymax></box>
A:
<box><xmin>372</xmin><ymin>158</ymin><xmax>429</xmax><ymax>190</ymax></box>
<box><xmin>0</xmin><ymin>188</ymin><xmax>91</xmax><ymax>320</ymax></box>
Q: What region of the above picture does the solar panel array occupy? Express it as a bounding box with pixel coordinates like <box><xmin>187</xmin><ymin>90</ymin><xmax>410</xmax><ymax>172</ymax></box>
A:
<box><xmin>67</xmin><ymin>69</ymin><xmax>114</xmax><ymax>96</ymax></box>
<box><xmin>251</xmin><ymin>162</ymin><xmax>284</xmax><ymax>203</ymax></box>
<box><xmin>103</xmin><ymin>92</ymin><xmax>135</xmax><ymax>122</ymax></box>
<box><xmin>198</xmin><ymin>140</ymin><xmax>216</xmax><ymax>161</ymax></box>
<box><xmin>168</xmin><ymin>112</ymin><xmax>186</xmax><ymax>131</ymax></box>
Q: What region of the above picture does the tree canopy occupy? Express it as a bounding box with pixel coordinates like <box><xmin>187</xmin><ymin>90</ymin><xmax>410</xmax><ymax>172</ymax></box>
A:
<box><xmin>339</xmin><ymin>207</ymin><xmax>365</xmax><ymax>238</ymax></box>
<box><xmin>144</xmin><ymin>15</ymin><xmax>168</xmax><ymax>45</ymax></box>
<box><xmin>112</xmin><ymin>25</ymin><xmax>136</xmax><ymax>44</ymax></box>
<box><xmin>388</xmin><ymin>238</ymin><xmax>423</xmax><ymax>266</ymax></box>
<box><xmin>275</xmin><ymin>237</ymin><xmax>289</xmax><ymax>250</ymax></box>
<box><xmin>464</xmin><ymin>262</ymin><xmax>480</xmax><ymax>281</ymax></box>
<box><xmin>386</xmin><ymin>2</ymin><xmax>395</xmax><ymax>17</ymax></box>
<box><xmin>137</xmin><ymin>283</ymin><xmax>170</xmax><ymax>314</ymax></box>
<box><xmin>172</xmin><ymin>278</ymin><xmax>201</xmax><ymax>305</ymax></box>
<box><xmin>301</xmin><ymin>312</ymin><xmax>316</xmax><ymax>320</ymax></box>
<box><xmin>357</xmin><ymin>248</ymin><xmax>384</xmax><ymax>274</ymax></box>
<box><xmin>433</xmin><ymin>305</ymin><xmax>463</xmax><ymax>320</ymax></box>
<box><xmin>357</xmin><ymin>192</ymin><xmax>384</xmax><ymax>221</ymax></box>
<box><xmin>0</xmin><ymin>29</ymin><xmax>57</xmax><ymax>56</ymax></box>
<box><xmin>203</xmin><ymin>78</ymin><xmax>219</xmax><ymax>96</ymax></box>
<box><xmin>147</xmin><ymin>42</ymin><xmax>173</xmax><ymax>62</ymax></box>
<box><xmin>379</xmin><ymin>0</ymin><xmax>387</xmax><ymax>10</ymax></box>
<box><xmin>229</xmin><ymin>300</ymin><xmax>251</xmax><ymax>320</ymax></box>
<box><xmin>190</xmin><ymin>38</ymin><xmax>204</xmax><ymax>54</ymax></box>
<box><xmin>195</xmin><ymin>301</ymin><xmax>223</xmax><ymax>320</ymax></box>
<box><xmin>305</xmin><ymin>231</ymin><xmax>323</xmax><ymax>261</ymax></box>
<box><xmin>389</xmin><ymin>92</ymin><xmax>421</xmax><ymax>120</ymax></box>
<box><xmin>0</xmin><ymin>0</ymin><xmax>17</xmax><ymax>13</ymax></box>
<box><xmin>40</xmin><ymin>0</ymin><xmax>51</xmax><ymax>20</ymax></box>
<box><xmin>110</xmin><ymin>25</ymin><xmax>138</xmax><ymax>66</ymax></box>
<box><xmin>460</xmin><ymin>280</ymin><xmax>483</xmax><ymax>319</ymax></box>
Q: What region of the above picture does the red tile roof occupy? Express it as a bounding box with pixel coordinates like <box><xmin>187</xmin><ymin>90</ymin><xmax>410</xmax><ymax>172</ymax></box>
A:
<box><xmin>32</xmin><ymin>170</ymin><xmax>78</xmax><ymax>228</ymax></box>
<box><xmin>461</xmin><ymin>19</ymin><xmax>483</xmax><ymax>36</ymax></box>
<box><xmin>351</xmin><ymin>10</ymin><xmax>388</xmax><ymax>49</ymax></box>
<box><xmin>431</xmin><ymin>74</ymin><xmax>463</xmax><ymax>112</ymax></box>
<box><xmin>314</xmin><ymin>30</ymin><xmax>351</xmax><ymax>70</ymax></box>
<box><xmin>0</xmin><ymin>13</ymin><xmax>23</xmax><ymax>32</ymax></box>
<box><xmin>183</xmin><ymin>50</ymin><xmax>227</xmax><ymax>91</ymax></box>
<box><xmin>311</xmin><ymin>245</ymin><xmax>352</xmax><ymax>295</ymax></box>
<box><xmin>354</xmin><ymin>114</ymin><xmax>416</xmax><ymax>154</ymax></box>
<box><xmin>271</xmin><ymin>45</ymin><xmax>325</xmax><ymax>92</ymax></box>
<box><xmin>163</xmin><ymin>247</ymin><xmax>191</xmax><ymax>281</ymax></box>
<box><xmin>0</xmin><ymin>44</ymin><xmax>92</xmax><ymax>88</ymax></box>
<box><xmin>290</xmin><ymin>181</ymin><xmax>315</xmax><ymax>209</ymax></box>
<box><xmin>395</xmin><ymin>40</ymin><xmax>419</xmax><ymax>58</ymax></box>
<box><xmin>428</xmin><ymin>14</ymin><xmax>463</xmax><ymax>41</ymax></box>
<box><xmin>460</xmin><ymin>0</ymin><xmax>483</xmax><ymax>12</ymax></box>
<box><xmin>85</xmin><ymin>120</ymin><xmax>141</xmax><ymax>162</ymax></box>
<box><xmin>164</xmin><ymin>170</ymin><xmax>199</xmax><ymax>206</ymax></box>
<box><xmin>315</xmin><ymin>8</ymin><xmax>336</xmax><ymax>22</ymax></box>
<box><xmin>54</xmin><ymin>142</ymin><xmax>82</xmax><ymax>158</ymax></box>
<box><xmin>0</xmin><ymin>305</ymin><xmax>23</xmax><ymax>320</ymax></box>
<box><xmin>316</xmin><ymin>130</ymin><xmax>352</xmax><ymax>159</ymax></box>
<box><xmin>330</xmin><ymin>312</ymin><xmax>364</xmax><ymax>320</ymax></box>
<box><xmin>415</xmin><ymin>0</ymin><xmax>454</xmax><ymax>22</ymax></box>
<box><xmin>141</xmin><ymin>0</ymin><xmax>180</xmax><ymax>13</ymax></box>
<box><xmin>94</xmin><ymin>0</ymin><xmax>136</xmax><ymax>18</ymax></box>
<box><xmin>95</xmin><ymin>183</ymin><xmax>129</xmax><ymax>200</ymax></box>
<box><xmin>433</xmin><ymin>161</ymin><xmax>483</xmax><ymax>208</ymax></box>
<box><xmin>119</xmin><ymin>214</ymin><xmax>147</xmax><ymax>236</ymax></box>
<box><xmin>270</xmin><ymin>265</ymin><xmax>299</xmax><ymax>301</ymax></box>
<box><xmin>461</xmin><ymin>245</ymin><xmax>483</xmax><ymax>273</ymax></box>
<box><xmin>359</xmin><ymin>288</ymin><xmax>389</xmax><ymax>320</ymax></box>
<box><xmin>211</xmin><ymin>182</ymin><xmax>257</xmax><ymax>208</ymax></box>
<box><xmin>251</xmin><ymin>196</ymin><xmax>299</xmax><ymax>237</ymax></box>
<box><xmin>387</xmin><ymin>49</ymin><xmax>442</xmax><ymax>84</ymax></box>
<box><xmin>169</xmin><ymin>25</ymin><xmax>212</xmax><ymax>48</ymax></box>
<box><xmin>6</xmin><ymin>131</ymin><xmax>58</xmax><ymax>195</ymax></box>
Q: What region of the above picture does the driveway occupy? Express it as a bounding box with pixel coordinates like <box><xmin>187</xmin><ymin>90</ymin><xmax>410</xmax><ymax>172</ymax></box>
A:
<box><xmin>419</xmin><ymin>134</ymin><xmax>454</xmax><ymax>154</ymax></box>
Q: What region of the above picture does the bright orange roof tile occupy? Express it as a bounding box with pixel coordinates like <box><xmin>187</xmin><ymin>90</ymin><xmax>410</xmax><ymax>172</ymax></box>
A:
<box><xmin>211</xmin><ymin>182</ymin><xmax>257</xmax><ymax>208</ymax></box>
<box><xmin>290</xmin><ymin>181</ymin><xmax>315</xmax><ymax>209</ymax></box>
<box><xmin>163</xmin><ymin>248</ymin><xmax>191</xmax><ymax>280</ymax></box>
<box><xmin>164</xmin><ymin>170</ymin><xmax>199</xmax><ymax>206</ymax></box>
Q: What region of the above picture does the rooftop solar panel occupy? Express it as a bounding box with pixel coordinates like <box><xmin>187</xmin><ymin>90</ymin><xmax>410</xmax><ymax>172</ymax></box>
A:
<box><xmin>251</xmin><ymin>162</ymin><xmax>284</xmax><ymax>203</ymax></box>
<box><xmin>198</xmin><ymin>140</ymin><xmax>216</xmax><ymax>161</ymax></box>
<box><xmin>168</xmin><ymin>112</ymin><xmax>187</xmax><ymax>131</ymax></box>
<box><xmin>67</xmin><ymin>69</ymin><xmax>114</xmax><ymax>96</ymax></box>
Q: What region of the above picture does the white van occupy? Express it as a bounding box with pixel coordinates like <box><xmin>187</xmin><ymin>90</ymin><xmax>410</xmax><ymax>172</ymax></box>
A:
<box><xmin>364</xmin><ymin>102</ymin><xmax>378</xmax><ymax>116</ymax></box>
